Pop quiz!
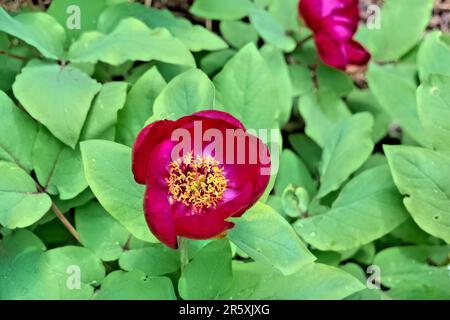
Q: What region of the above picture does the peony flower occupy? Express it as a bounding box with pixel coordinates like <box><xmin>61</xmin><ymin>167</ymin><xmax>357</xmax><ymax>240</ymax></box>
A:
<box><xmin>298</xmin><ymin>0</ymin><xmax>370</xmax><ymax>70</ymax></box>
<box><xmin>132</xmin><ymin>110</ymin><xmax>271</xmax><ymax>249</ymax></box>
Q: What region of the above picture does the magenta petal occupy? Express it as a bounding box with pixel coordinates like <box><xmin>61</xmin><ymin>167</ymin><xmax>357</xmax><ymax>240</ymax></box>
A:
<box><xmin>132</xmin><ymin>120</ymin><xmax>173</xmax><ymax>184</ymax></box>
<box><xmin>144</xmin><ymin>185</ymin><xmax>177</xmax><ymax>249</ymax></box>
<box><xmin>174</xmin><ymin>214</ymin><xmax>234</xmax><ymax>239</ymax></box>
<box><xmin>315</xmin><ymin>33</ymin><xmax>347</xmax><ymax>70</ymax></box>
<box><xmin>189</xmin><ymin>110</ymin><xmax>245</xmax><ymax>130</ymax></box>
<box><xmin>345</xmin><ymin>40</ymin><xmax>371</xmax><ymax>65</ymax></box>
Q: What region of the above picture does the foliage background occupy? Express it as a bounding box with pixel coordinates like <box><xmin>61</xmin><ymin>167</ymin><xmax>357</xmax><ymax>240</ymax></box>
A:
<box><xmin>0</xmin><ymin>0</ymin><xmax>449</xmax><ymax>300</ymax></box>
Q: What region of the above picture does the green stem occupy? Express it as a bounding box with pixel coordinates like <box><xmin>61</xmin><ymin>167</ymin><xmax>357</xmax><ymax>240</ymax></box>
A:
<box><xmin>178</xmin><ymin>237</ymin><xmax>189</xmax><ymax>272</ymax></box>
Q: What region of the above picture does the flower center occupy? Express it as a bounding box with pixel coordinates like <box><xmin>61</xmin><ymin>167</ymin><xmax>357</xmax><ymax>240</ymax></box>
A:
<box><xmin>166</xmin><ymin>152</ymin><xmax>227</xmax><ymax>209</ymax></box>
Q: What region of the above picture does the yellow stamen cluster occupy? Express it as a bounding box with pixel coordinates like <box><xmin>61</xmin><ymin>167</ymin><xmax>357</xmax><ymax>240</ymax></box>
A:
<box><xmin>166</xmin><ymin>153</ymin><xmax>227</xmax><ymax>210</ymax></box>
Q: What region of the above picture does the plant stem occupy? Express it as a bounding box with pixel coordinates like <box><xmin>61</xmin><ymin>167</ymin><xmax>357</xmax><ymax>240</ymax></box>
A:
<box><xmin>299</xmin><ymin>34</ymin><xmax>313</xmax><ymax>46</ymax></box>
<box><xmin>35</xmin><ymin>183</ymin><xmax>81</xmax><ymax>243</ymax></box>
<box><xmin>0</xmin><ymin>50</ymin><xmax>29</xmax><ymax>61</ymax></box>
<box><xmin>178</xmin><ymin>237</ymin><xmax>190</xmax><ymax>272</ymax></box>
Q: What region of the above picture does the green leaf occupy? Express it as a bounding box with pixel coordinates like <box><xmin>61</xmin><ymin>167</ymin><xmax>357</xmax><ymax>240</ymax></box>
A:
<box><xmin>178</xmin><ymin>239</ymin><xmax>233</xmax><ymax>300</ymax></box>
<box><xmin>190</xmin><ymin>0</ymin><xmax>252</xmax><ymax>20</ymax></box>
<box><xmin>268</xmin><ymin>0</ymin><xmax>299</xmax><ymax>31</ymax></box>
<box><xmin>391</xmin><ymin>217</ymin><xmax>441</xmax><ymax>245</ymax></box>
<box><xmin>213</xmin><ymin>43</ymin><xmax>280</xmax><ymax>129</ymax></box>
<box><xmin>316</xmin><ymin>63</ymin><xmax>354</xmax><ymax>97</ymax></box>
<box><xmin>75</xmin><ymin>201</ymin><xmax>130</xmax><ymax>261</ymax></box>
<box><xmin>220</xmin><ymin>20</ymin><xmax>258</xmax><ymax>49</ymax></box>
<box><xmin>0</xmin><ymin>90</ymin><xmax>37</xmax><ymax>171</ymax></box>
<box><xmin>317</xmin><ymin>113</ymin><xmax>374</xmax><ymax>198</ymax></box>
<box><xmin>119</xmin><ymin>244</ymin><xmax>179</xmax><ymax>276</ymax></box>
<box><xmin>152</xmin><ymin>69</ymin><xmax>215</xmax><ymax>120</ymax></box>
<box><xmin>374</xmin><ymin>245</ymin><xmax>450</xmax><ymax>299</ymax></box>
<box><xmin>418</xmin><ymin>32</ymin><xmax>450</xmax><ymax>81</ymax></box>
<box><xmin>94</xmin><ymin>270</ymin><xmax>176</xmax><ymax>300</ymax></box>
<box><xmin>98</xmin><ymin>3</ymin><xmax>227</xmax><ymax>52</ymax></box>
<box><xmin>200</xmin><ymin>49</ymin><xmax>236</xmax><ymax>76</ymax></box>
<box><xmin>249</xmin><ymin>7</ymin><xmax>296</xmax><ymax>52</ymax></box>
<box><xmin>0</xmin><ymin>8</ymin><xmax>65</xmax><ymax>59</ymax></box>
<box><xmin>0</xmin><ymin>229</ymin><xmax>105</xmax><ymax>299</ymax></box>
<box><xmin>229</xmin><ymin>203</ymin><xmax>316</xmax><ymax>275</ymax></box>
<box><xmin>80</xmin><ymin>140</ymin><xmax>156</xmax><ymax>243</ymax></box>
<box><xmin>218</xmin><ymin>261</ymin><xmax>364</xmax><ymax>299</ymax></box>
<box><xmin>346</xmin><ymin>89</ymin><xmax>390</xmax><ymax>143</ymax></box>
<box><xmin>298</xmin><ymin>89</ymin><xmax>351</xmax><ymax>147</ymax></box>
<box><xmin>116</xmin><ymin>67</ymin><xmax>166</xmax><ymax>147</ymax></box>
<box><xmin>0</xmin><ymin>161</ymin><xmax>52</xmax><ymax>229</ymax></box>
<box><xmin>68</xmin><ymin>18</ymin><xmax>195</xmax><ymax>67</ymax></box>
<box><xmin>260</xmin><ymin>44</ymin><xmax>293</xmax><ymax>126</ymax></box>
<box><xmin>385</xmin><ymin>145</ymin><xmax>450</xmax><ymax>243</ymax></box>
<box><xmin>288</xmin><ymin>64</ymin><xmax>313</xmax><ymax>98</ymax></box>
<box><xmin>357</xmin><ymin>0</ymin><xmax>434</xmax><ymax>61</ymax></box>
<box><xmin>32</xmin><ymin>126</ymin><xmax>87</xmax><ymax>200</ymax></box>
<box><xmin>81</xmin><ymin>82</ymin><xmax>128</xmax><ymax>141</ymax></box>
<box><xmin>48</xmin><ymin>0</ymin><xmax>106</xmax><ymax>42</ymax></box>
<box><xmin>417</xmin><ymin>75</ymin><xmax>450</xmax><ymax>152</ymax></box>
<box><xmin>288</xmin><ymin>133</ymin><xmax>321</xmax><ymax>176</ymax></box>
<box><xmin>274</xmin><ymin>149</ymin><xmax>316</xmax><ymax>197</ymax></box>
<box><xmin>295</xmin><ymin>165</ymin><xmax>408</xmax><ymax>251</ymax></box>
<box><xmin>0</xmin><ymin>34</ymin><xmax>26</xmax><ymax>92</ymax></box>
<box><xmin>367</xmin><ymin>63</ymin><xmax>431</xmax><ymax>147</ymax></box>
<box><xmin>13</xmin><ymin>63</ymin><xmax>101</xmax><ymax>148</ymax></box>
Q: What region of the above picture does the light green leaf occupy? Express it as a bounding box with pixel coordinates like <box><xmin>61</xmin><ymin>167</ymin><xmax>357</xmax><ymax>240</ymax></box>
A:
<box><xmin>249</xmin><ymin>7</ymin><xmax>296</xmax><ymax>52</ymax></box>
<box><xmin>68</xmin><ymin>18</ymin><xmax>195</xmax><ymax>67</ymax></box>
<box><xmin>385</xmin><ymin>145</ymin><xmax>450</xmax><ymax>243</ymax></box>
<box><xmin>0</xmin><ymin>90</ymin><xmax>37</xmax><ymax>171</ymax></box>
<box><xmin>0</xmin><ymin>229</ymin><xmax>105</xmax><ymax>299</ymax></box>
<box><xmin>190</xmin><ymin>0</ymin><xmax>252</xmax><ymax>20</ymax></box>
<box><xmin>119</xmin><ymin>244</ymin><xmax>179</xmax><ymax>276</ymax></box>
<box><xmin>200</xmin><ymin>49</ymin><xmax>236</xmax><ymax>76</ymax></box>
<box><xmin>295</xmin><ymin>165</ymin><xmax>409</xmax><ymax>251</ymax></box>
<box><xmin>81</xmin><ymin>82</ymin><xmax>128</xmax><ymax>141</ymax></box>
<box><xmin>116</xmin><ymin>67</ymin><xmax>166</xmax><ymax>147</ymax></box>
<box><xmin>0</xmin><ymin>161</ymin><xmax>52</xmax><ymax>229</ymax></box>
<box><xmin>80</xmin><ymin>140</ymin><xmax>156</xmax><ymax>243</ymax></box>
<box><xmin>98</xmin><ymin>3</ymin><xmax>227</xmax><ymax>52</ymax></box>
<box><xmin>229</xmin><ymin>203</ymin><xmax>316</xmax><ymax>275</ymax></box>
<box><xmin>13</xmin><ymin>63</ymin><xmax>101</xmax><ymax>148</ymax></box>
<box><xmin>179</xmin><ymin>239</ymin><xmax>233</xmax><ymax>300</ymax></box>
<box><xmin>418</xmin><ymin>32</ymin><xmax>450</xmax><ymax>81</ymax></box>
<box><xmin>357</xmin><ymin>0</ymin><xmax>434</xmax><ymax>61</ymax></box>
<box><xmin>274</xmin><ymin>149</ymin><xmax>316</xmax><ymax>197</ymax></box>
<box><xmin>214</xmin><ymin>43</ymin><xmax>280</xmax><ymax>129</ymax></box>
<box><xmin>220</xmin><ymin>20</ymin><xmax>258</xmax><ymax>49</ymax></box>
<box><xmin>218</xmin><ymin>261</ymin><xmax>364</xmax><ymax>299</ymax></box>
<box><xmin>367</xmin><ymin>63</ymin><xmax>431</xmax><ymax>147</ymax></box>
<box><xmin>75</xmin><ymin>201</ymin><xmax>130</xmax><ymax>261</ymax></box>
<box><xmin>317</xmin><ymin>113</ymin><xmax>374</xmax><ymax>198</ymax></box>
<box><xmin>268</xmin><ymin>0</ymin><xmax>298</xmax><ymax>30</ymax></box>
<box><xmin>298</xmin><ymin>89</ymin><xmax>351</xmax><ymax>147</ymax></box>
<box><xmin>374</xmin><ymin>245</ymin><xmax>450</xmax><ymax>299</ymax></box>
<box><xmin>48</xmin><ymin>0</ymin><xmax>106</xmax><ymax>42</ymax></box>
<box><xmin>32</xmin><ymin>126</ymin><xmax>87</xmax><ymax>200</ymax></box>
<box><xmin>346</xmin><ymin>89</ymin><xmax>390</xmax><ymax>143</ymax></box>
<box><xmin>260</xmin><ymin>44</ymin><xmax>293</xmax><ymax>126</ymax></box>
<box><xmin>0</xmin><ymin>8</ymin><xmax>65</xmax><ymax>59</ymax></box>
<box><xmin>289</xmin><ymin>64</ymin><xmax>313</xmax><ymax>98</ymax></box>
<box><xmin>153</xmin><ymin>69</ymin><xmax>215</xmax><ymax>120</ymax></box>
<box><xmin>316</xmin><ymin>63</ymin><xmax>354</xmax><ymax>97</ymax></box>
<box><xmin>94</xmin><ymin>270</ymin><xmax>175</xmax><ymax>300</ymax></box>
<box><xmin>417</xmin><ymin>75</ymin><xmax>450</xmax><ymax>152</ymax></box>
